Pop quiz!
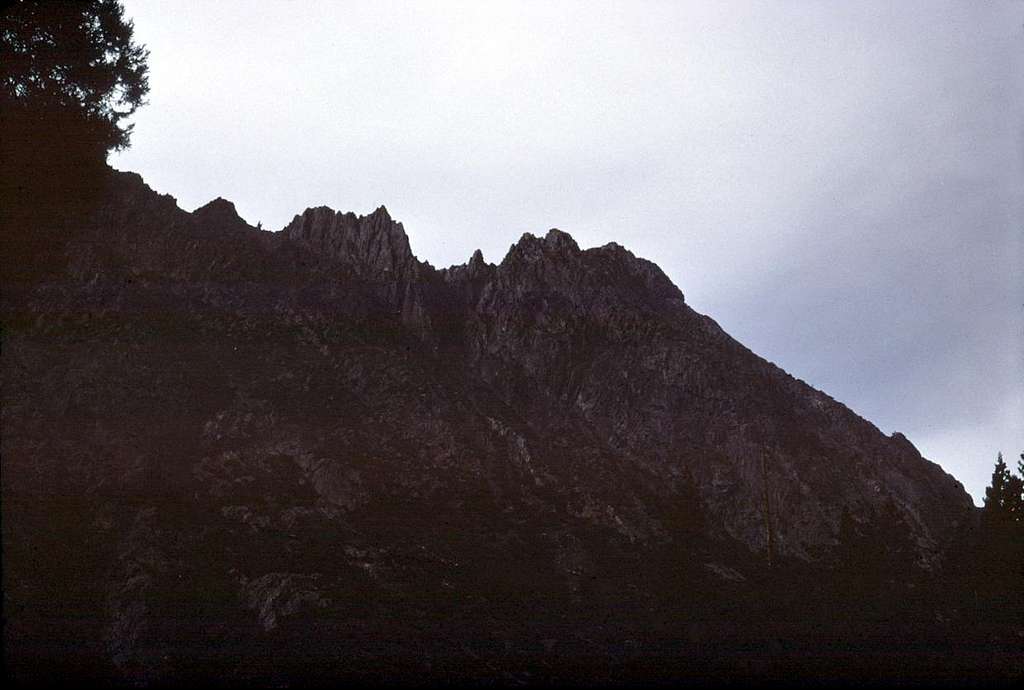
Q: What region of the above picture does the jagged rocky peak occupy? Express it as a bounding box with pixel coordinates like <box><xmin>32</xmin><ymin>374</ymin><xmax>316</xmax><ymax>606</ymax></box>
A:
<box><xmin>193</xmin><ymin>197</ymin><xmax>246</xmax><ymax>229</ymax></box>
<box><xmin>502</xmin><ymin>228</ymin><xmax>582</xmax><ymax>265</ymax></box>
<box><xmin>544</xmin><ymin>228</ymin><xmax>580</xmax><ymax>252</ymax></box>
<box><xmin>282</xmin><ymin>203</ymin><xmax>415</xmax><ymax>278</ymax></box>
<box><xmin>441</xmin><ymin>247</ymin><xmax>494</xmax><ymax>287</ymax></box>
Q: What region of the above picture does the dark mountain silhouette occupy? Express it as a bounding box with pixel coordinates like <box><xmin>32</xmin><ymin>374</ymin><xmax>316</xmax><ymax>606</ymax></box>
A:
<box><xmin>2</xmin><ymin>169</ymin><xmax>1017</xmax><ymax>686</ymax></box>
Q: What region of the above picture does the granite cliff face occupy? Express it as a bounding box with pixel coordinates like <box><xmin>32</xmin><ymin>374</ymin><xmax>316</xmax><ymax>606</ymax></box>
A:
<box><xmin>2</xmin><ymin>170</ymin><xmax>980</xmax><ymax>684</ymax></box>
<box><xmin>280</xmin><ymin>185</ymin><xmax>973</xmax><ymax>566</ymax></box>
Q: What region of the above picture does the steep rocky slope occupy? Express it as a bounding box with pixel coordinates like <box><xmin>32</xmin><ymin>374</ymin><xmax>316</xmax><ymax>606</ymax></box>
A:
<box><xmin>2</xmin><ymin>169</ymin><xmax>988</xmax><ymax>685</ymax></box>
<box><xmin>278</xmin><ymin>181</ymin><xmax>974</xmax><ymax>566</ymax></box>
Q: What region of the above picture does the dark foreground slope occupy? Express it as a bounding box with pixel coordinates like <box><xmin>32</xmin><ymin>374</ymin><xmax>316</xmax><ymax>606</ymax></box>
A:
<box><xmin>2</xmin><ymin>170</ymin><xmax>1017</xmax><ymax>686</ymax></box>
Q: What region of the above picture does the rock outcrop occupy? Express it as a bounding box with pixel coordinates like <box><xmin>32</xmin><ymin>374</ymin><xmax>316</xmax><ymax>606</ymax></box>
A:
<box><xmin>1</xmin><ymin>169</ymin><xmax>986</xmax><ymax>685</ymax></box>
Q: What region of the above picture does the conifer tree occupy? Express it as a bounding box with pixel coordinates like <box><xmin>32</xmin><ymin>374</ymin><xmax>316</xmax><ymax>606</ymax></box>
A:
<box><xmin>1</xmin><ymin>1</ymin><xmax>149</xmax><ymax>281</ymax></box>
<box><xmin>983</xmin><ymin>453</ymin><xmax>1011</xmax><ymax>523</ymax></box>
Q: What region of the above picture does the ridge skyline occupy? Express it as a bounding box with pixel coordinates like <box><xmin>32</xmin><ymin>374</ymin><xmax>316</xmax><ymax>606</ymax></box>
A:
<box><xmin>131</xmin><ymin>168</ymin><xmax>973</xmax><ymax>505</ymax></box>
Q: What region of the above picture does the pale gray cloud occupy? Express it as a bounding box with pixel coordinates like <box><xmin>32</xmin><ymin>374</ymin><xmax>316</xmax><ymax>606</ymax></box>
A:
<box><xmin>112</xmin><ymin>0</ymin><xmax>1023</xmax><ymax>502</ymax></box>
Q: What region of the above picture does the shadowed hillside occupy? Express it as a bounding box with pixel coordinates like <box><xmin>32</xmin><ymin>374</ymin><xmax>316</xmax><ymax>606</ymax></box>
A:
<box><xmin>2</xmin><ymin>169</ymin><xmax>1018</xmax><ymax>687</ymax></box>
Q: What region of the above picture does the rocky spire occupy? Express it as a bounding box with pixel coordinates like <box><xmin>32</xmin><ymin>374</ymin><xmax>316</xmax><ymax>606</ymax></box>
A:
<box><xmin>283</xmin><ymin>204</ymin><xmax>416</xmax><ymax>281</ymax></box>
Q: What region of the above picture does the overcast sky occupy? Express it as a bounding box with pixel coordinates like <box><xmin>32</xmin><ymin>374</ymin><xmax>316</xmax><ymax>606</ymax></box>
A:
<box><xmin>111</xmin><ymin>0</ymin><xmax>1023</xmax><ymax>504</ymax></box>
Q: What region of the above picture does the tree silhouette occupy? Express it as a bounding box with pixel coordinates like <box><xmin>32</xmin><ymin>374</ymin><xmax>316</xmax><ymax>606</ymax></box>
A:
<box><xmin>1018</xmin><ymin>452</ymin><xmax>1024</xmax><ymax>519</ymax></box>
<box><xmin>1</xmin><ymin>0</ymin><xmax>149</xmax><ymax>157</ymax></box>
<box><xmin>978</xmin><ymin>452</ymin><xmax>1023</xmax><ymax>583</ymax></box>
<box><xmin>983</xmin><ymin>452</ymin><xmax>1023</xmax><ymax>526</ymax></box>
<box><xmin>1</xmin><ymin>0</ymin><xmax>149</xmax><ymax>282</ymax></box>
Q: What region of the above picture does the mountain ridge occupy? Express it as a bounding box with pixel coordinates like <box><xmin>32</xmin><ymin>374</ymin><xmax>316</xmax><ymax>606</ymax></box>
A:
<box><xmin>50</xmin><ymin>168</ymin><xmax>975</xmax><ymax>563</ymax></box>
<box><xmin>2</xmin><ymin>167</ymin><xmax>984</xmax><ymax>684</ymax></box>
